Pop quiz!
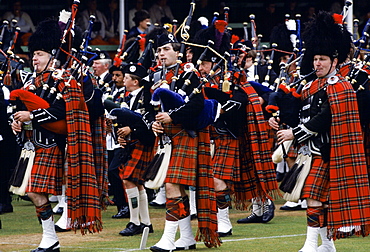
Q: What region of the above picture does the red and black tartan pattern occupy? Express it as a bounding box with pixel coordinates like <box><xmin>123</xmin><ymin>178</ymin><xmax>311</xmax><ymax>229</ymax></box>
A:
<box><xmin>306</xmin><ymin>206</ymin><xmax>326</xmax><ymax>228</ymax></box>
<box><xmin>210</xmin><ymin>127</ymin><xmax>240</xmax><ymax>182</ymax></box>
<box><xmin>163</xmin><ymin>124</ymin><xmax>197</xmax><ymax>185</ymax></box>
<box><xmin>301</xmin><ymin>75</ymin><xmax>370</xmax><ymax>239</ymax></box>
<box><xmin>121</xmin><ymin>142</ymin><xmax>154</xmax><ymax>184</ymax></box>
<box><xmin>27</xmin><ymin>145</ymin><xmax>64</xmax><ymax>195</ymax></box>
<box><xmin>166</xmin><ymin>195</ymin><xmax>190</xmax><ymax>221</ymax></box>
<box><xmin>27</xmin><ymin>73</ymin><xmax>103</xmax><ymax>233</ymax></box>
<box><xmin>301</xmin><ymin>155</ymin><xmax>330</xmax><ymax>202</ymax></box>
<box><xmin>232</xmin><ymin>83</ymin><xmax>279</xmax><ymax>210</ymax></box>
<box><xmin>91</xmin><ymin>116</ymin><xmax>109</xmax><ymax>203</ymax></box>
<box><xmin>35</xmin><ymin>202</ymin><xmax>53</xmax><ymax>220</ymax></box>
<box><xmin>160</xmin><ymin>124</ymin><xmax>220</xmax><ymax>248</ymax></box>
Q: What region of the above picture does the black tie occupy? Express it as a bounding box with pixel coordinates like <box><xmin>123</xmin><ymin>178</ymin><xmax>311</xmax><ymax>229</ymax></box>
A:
<box><xmin>125</xmin><ymin>94</ymin><xmax>133</xmax><ymax>103</ymax></box>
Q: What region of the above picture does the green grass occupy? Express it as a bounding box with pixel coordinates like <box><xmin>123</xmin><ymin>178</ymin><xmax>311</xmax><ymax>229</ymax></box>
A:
<box><xmin>1</xmin><ymin>197</ymin><xmax>370</xmax><ymax>252</ymax></box>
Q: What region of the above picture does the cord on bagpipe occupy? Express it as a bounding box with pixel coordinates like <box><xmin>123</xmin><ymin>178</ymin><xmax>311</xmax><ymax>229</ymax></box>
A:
<box><xmin>169</xmin><ymin>0</ymin><xmax>196</xmax><ymax>91</ymax></box>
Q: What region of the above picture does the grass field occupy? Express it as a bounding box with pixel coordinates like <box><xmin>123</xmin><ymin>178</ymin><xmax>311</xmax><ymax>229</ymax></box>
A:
<box><xmin>1</xmin><ymin>197</ymin><xmax>370</xmax><ymax>252</ymax></box>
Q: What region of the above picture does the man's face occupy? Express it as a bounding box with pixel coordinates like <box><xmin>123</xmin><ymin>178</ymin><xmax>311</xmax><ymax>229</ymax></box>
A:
<box><xmin>112</xmin><ymin>70</ymin><xmax>124</xmax><ymax>87</ymax></box>
<box><xmin>237</xmin><ymin>52</ymin><xmax>253</xmax><ymax>69</ymax></box>
<box><xmin>157</xmin><ymin>43</ymin><xmax>178</xmax><ymax>67</ymax></box>
<box><xmin>124</xmin><ymin>74</ymin><xmax>139</xmax><ymax>92</ymax></box>
<box><xmin>313</xmin><ymin>55</ymin><xmax>337</xmax><ymax>78</ymax></box>
<box><xmin>92</xmin><ymin>60</ymin><xmax>109</xmax><ymax>76</ymax></box>
<box><xmin>198</xmin><ymin>61</ymin><xmax>213</xmax><ymax>77</ymax></box>
<box><xmin>32</xmin><ymin>50</ymin><xmax>51</xmax><ymax>73</ymax></box>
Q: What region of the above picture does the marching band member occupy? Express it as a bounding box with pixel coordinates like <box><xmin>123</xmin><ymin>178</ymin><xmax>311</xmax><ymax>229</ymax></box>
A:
<box><xmin>150</xmin><ymin>32</ymin><xmax>220</xmax><ymax>251</ymax></box>
<box><xmin>231</xmin><ymin>39</ymin><xmax>277</xmax><ymax>225</ymax></box>
<box><xmin>104</xmin><ymin>64</ymin><xmax>130</xmax><ymax>219</ymax></box>
<box><xmin>10</xmin><ymin>19</ymin><xmax>103</xmax><ymax>252</ymax></box>
<box><xmin>114</xmin><ymin>63</ymin><xmax>156</xmax><ymax>236</ymax></box>
<box><xmin>271</xmin><ymin>12</ymin><xmax>370</xmax><ymax>251</ymax></box>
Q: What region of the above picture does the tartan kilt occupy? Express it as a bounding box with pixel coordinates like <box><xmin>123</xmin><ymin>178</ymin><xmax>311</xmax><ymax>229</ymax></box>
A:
<box><xmin>301</xmin><ymin>155</ymin><xmax>330</xmax><ymax>202</ymax></box>
<box><xmin>163</xmin><ymin>123</ymin><xmax>197</xmax><ymax>186</ymax></box>
<box><xmin>121</xmin><ymin>142</ymin><xmax>154</xmax><ymax>184</ymax></box>
<box><xmin>211</xmin><ymin>131</ymin><xmax>240</xmax><ymax>182</ymax></box>
<box><xmin>26</xmin><ymin>145</ymin><xmax>64</xmax><ymax>195</ymax></box>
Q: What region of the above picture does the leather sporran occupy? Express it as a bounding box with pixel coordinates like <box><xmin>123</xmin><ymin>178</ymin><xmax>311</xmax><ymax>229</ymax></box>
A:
<box><xmin>9</xmin><ymin>141</ymin><xmax>35</xmax><ymax>196</ymax></box>
<box><xmin>280</xmin><ymin>146</ymin><xmax>312</xmax><ymax>202</ymax></box>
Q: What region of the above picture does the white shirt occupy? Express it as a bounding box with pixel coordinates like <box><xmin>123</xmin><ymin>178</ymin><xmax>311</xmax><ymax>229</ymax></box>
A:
<box><xmin>246</xmin><ymin>64</ymin><xmax>256</xmax><ymax>82</ymax></box>
<box><xmin>128</xmin><ymin>88</ymin><xmax>142</xmax><ymax>110</ymax></box>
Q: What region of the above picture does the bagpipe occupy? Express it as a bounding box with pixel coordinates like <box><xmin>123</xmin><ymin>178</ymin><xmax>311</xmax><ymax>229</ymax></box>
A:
<box><xmin>169</xmin><ymin>0</ymin><xmax>196</xmax><ymax>90</ymax></box>
<box><xmin>0</xmin><ymin>19</ymin><xmax>24</xmax><ymax>90</ymax></box>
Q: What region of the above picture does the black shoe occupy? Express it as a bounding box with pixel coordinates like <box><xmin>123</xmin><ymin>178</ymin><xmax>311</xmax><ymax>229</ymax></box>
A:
<box><xmin>237</xmin><ymin>213</ymin><xmax>263</xmax><ymax>224</ymax></box>
<box><xmin>53</xmin><ymin>207</ymin><xmax>63</xmax><ymax>215</ymax></box>
<box><xmin>149</xmin><ymin>201</ymin><xmax>166</xmax><ymax>207</ymax></box>
<box><xmin>175</xmin><ymin>244</ymin><xmax>196</xmax><ymax>250</ymax></box>
<box><xmin>262</xmin><ymin>201</ymin><xmax>275</xmax><ymax>223</ymax></box>
<box><xmin>0</xmin><ymin>203</ymin><xmax>13</xmax><ymax>214</ymax></box>
<box><xmin>150</xmin><ymin>245</ymin><xmax>172</xmax><ymax>252</ymax></box>
<box><xmin>141</xmin><ymin>223</ymin><xmax>154</xmax><ymax>233</ymax></box>
<box><xmin>218</xmin><ymin>229</ymin><xmax>232</xmax><ymax>237</ymax></box>
<box><xmin>279</xmin><ymin>205</ymin><xmax>305</xmax><ymax>211</ymax></box>
<box><xmin>119</xmin><ymin>222</ymin><xmax>142</xmax><ymax>236</ymax></box>
<box><xmin>55</xmin><ymin>225</ymin><xmax>71</xmax><ymax>232</ymax></box>
<box><xmin>30</xmin><ymin>241</ymin><xmax>60</xmax><ymax>252</ymax></box>
<box><xmin>112</xmin><ymin>206</ymin><xmax>130</xmax><ymax>218</ymax></box>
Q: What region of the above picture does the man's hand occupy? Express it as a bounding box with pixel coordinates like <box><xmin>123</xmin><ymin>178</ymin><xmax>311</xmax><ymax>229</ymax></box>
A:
<box><xmin>268</xmin><ymin>116</ymin><xmax>280</xmax><ymax>130</ymax></box>
<box><xmin>11</xmin><ymin>120</ymin><xmax>22</xmax><ymax>133</ymax></box>
<box><xmin>155</xmin><ymin>112</ymin><xmax>172</xmax><ymax>124</ymax></box>
<box><xmin>13</xmin><ymin>111</ymin><xmax>31</xmax><ymax>122</ymax></box>
<box><xmin>276</xmin><ymin>129</ymin><xmax>294</xmax><ymax>145</ymax></box>
<box><xmin>152</xmin><ymin>121</ymin><xmax>164</xmax><ymax>134</ymax></box>
<box><xmin>117</xmin><ymin>126</ymin><xmax>131</xmax><ymax>137</ymax></box>
<box><xmin>118</xmin><ymin>135</ymin><xmax>127</xmax><ymax>147</ymax></box>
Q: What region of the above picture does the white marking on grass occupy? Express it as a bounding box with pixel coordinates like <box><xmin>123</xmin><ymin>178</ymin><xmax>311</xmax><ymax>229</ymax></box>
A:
<box><xmin>0</xmin><ymin>233</ymin><xmax>306</xmax><ymax>252</ymax></box>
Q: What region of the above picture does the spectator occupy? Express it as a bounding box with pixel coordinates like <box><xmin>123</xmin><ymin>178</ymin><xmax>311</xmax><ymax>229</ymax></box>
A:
<box><xmin>257</xmin><ymin>1</ymin><xmax>281</xmax><ymax>42</ymax></box>
<box><xmin>302</xmin><ymin>4</ymin><xmax>316</xmax><ymax>24</ymax></box>
<box><xmin>283</xmin><ymin>0</ymin><xmax>300</xmax><ymax>17</ymax></box>
<box><xmin>128</xmin><ymin>0</ymin><xmax>147</xmax><ymax>29</ymax></box>
<box><xmin>2</xmin><ymin>0</ymin><xmax>35</xmax><ymax>46</ymax></box>
<box><xmin>193</xmin><ymin>0</ymin><xmax>214</xmax><ymax>21</ymax></box>
<box><xmin>330</xmin><ymin>1</ymin><xmax>342</xmax><ymax>15</ymax></box>
<box><xmin>104</xmin><ymin>0</ymin><xmax>120</xmax><ymax>44</ymax></box>
<box><xmin>127</xmin><ymin>10</ymin><xmax>150</xmax><ymax>39</ymax></box>
<box><xmin>78</xmin><ymin>0</ymin><xmax>109</xmax><ymax>45</ymax></box>
<box><xmin>149</xmin><ymin>0</ymin><xmax>174</xmax><ymax>26</ymax></box>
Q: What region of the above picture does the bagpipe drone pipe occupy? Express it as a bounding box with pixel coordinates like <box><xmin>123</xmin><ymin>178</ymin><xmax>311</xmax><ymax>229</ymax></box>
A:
<box><xmin>0</xmin><ymin>19</ymin><xmax>25</xmax><ymax>90</ymax></box>
<box><xmin>151</xmin><ymin>69</ymin><xmax>219</xmax><ymax>131</ymax></box>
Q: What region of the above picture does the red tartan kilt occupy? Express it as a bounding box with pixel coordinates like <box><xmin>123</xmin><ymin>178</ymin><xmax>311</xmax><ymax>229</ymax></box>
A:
<box><xmin>266</xmin><ymin>124</ymin><xmax>276</xmax><ymax>152</ymax></box>
<box><xmin>163</xmin><ymin>124</ymin><xmax>197</xmax><ymax>186</ymax></box>
<box><xmin>212</xmin><ymin>133</ymin><xmax>240</xmax><ymax>182</ymax></box>
<box><xmin>301</xmin><ymin>155</ymin><xmax>330</xmax><ymax>202</ymax></box>
<box><xmin>121</xmin><ymin>142</ymin><xmax>154</xmax><ymax>184</ymax></box>
<box><xmin>27</xmin><ymin>145</ymin><xmax>64</xmax><ymax>195</ymax></box>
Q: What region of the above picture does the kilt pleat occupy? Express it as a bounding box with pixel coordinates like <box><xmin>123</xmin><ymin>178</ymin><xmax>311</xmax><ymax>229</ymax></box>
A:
<box><xmin>163</xmin><ymin>124</ymin><xmax>197</xmax><ymax>186</ymax></box>
<box><xmin>121</xmin><ymin>143</ymin><xmax>154</xmax><ymax>184</ymax></box>
<box><xmin>211</xmin><ymin>133</ymin><xmax>240</xmax><ymax>182</ymax></box>
<box><xmin>27</xmin><ymin>145</ymin><xmax>63</xmax><ymax>195</ymax></box>
<box><xmin>301</xmin><ymin>155</ymin><xmax>330</xmax><ymax>202</ymax></box>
